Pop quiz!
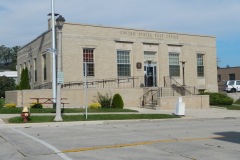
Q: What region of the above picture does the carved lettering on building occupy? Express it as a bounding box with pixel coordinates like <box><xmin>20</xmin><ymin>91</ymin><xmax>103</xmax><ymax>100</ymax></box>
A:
<box><xmin>120</xmin><ymin>30</ymin><xmax>178</xmax><ymax>40</ymax></box>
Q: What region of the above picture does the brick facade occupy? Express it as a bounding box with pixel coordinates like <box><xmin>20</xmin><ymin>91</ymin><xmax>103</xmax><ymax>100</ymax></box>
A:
<box><xmin>17</xmin><ymin>22</ymin><xmax>218</xmax><ymax>91</ymax></box>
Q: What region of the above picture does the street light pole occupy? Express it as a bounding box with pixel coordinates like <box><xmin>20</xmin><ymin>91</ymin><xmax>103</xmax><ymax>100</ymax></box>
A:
<box><xmin>181</xmin><ymin>61</ymin><xmax>186</xmax><ymax>86</ymax></box>
<box><xmin>84</xmin><ymin>62</ymin><xmax>88</xmax><ymax>119</ymax></box>
<box><xmin>51</xmin><ymin>0</ymin><xmax>57</xmax><ymax>106</ymax></box>
<box><xmin>54</xmin><ymin>15</ymin><xmax>65</xmax><ymax>122</ymax></box>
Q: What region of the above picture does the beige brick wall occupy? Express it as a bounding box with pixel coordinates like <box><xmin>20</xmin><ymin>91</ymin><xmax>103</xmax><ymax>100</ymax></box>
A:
<box><xmin>6</xmin><ymin>89</ymin><xmax>209</xmax><ymax>110</ymax></box>
<box><xmin>159</xmin><ymin>95</ymin><xmax>209</xmax><ymax>110</ymax></box>
<box><xmin>14</xmin><ymin>22</ymin><xmax>217</xmax><ymax>108</ymax></box>
<box><xmin>5</xmin><ymin>88</ymin><xmax>144</xmax><ymax>108</ymax></box>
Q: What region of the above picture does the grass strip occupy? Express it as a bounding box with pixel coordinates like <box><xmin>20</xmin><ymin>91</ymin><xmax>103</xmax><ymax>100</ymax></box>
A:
<box><xmin>221</xmin><ymin>105</ymin><xmax>240</xmax><ymax>110</ymax></box>
<box><xmin>8</xmin><ymin>114</ymin><xmax>180</xmax><ymax>123</ymax></box>
<box><xmin>0</xmin><ymin>98</ymin><xmax>4</xmax><ymax>107</ymax></box>
<box><xmin>0</xmin><ymin>108</ymin><xmax>138</xmax><ymax>114</ymax></box>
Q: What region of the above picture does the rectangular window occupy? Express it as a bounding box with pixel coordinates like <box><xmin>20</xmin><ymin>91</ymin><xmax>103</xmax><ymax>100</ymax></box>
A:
<box><xmin>218</xmin><ymin>74</ymin><xmax>221</xmax><ymax>82</ymax></box>
<box><xmin>28</xmin><ymin>60</ymin><xmax>31</xmax><ymax>83</ymax></box>
<box><xmin>229</xmin><ymin>74</ymin><xmax>235</xmax><ymax>80</ymax></box>
<box><xmin>117</xmin><ymin>50</ymin><xmax>131</xmax><ymax>76</ymax></box>
<box><xmin>169</xmin><ymin>53</ymin><xmax>180</xmax><ymax>76</ymax></box>
<box><xmin>83</xmin><ymin>49</ymin><xmax>94</xmax><ymax>76</ymax></box>
<box><xmin>197</xmin><ymin>54</ymin><xmax>204</xmax><ymax>77</ymax></box>
<box><xmin>34</xmin><ymin>58</ymin><xmax>37</xmax><ymax>82</ymax></box>
<box><xmin>144</xmin><ymin>51</ymin><xmax>156</xmax><ymax>61</ymax></box>
<box><xmin>43</xmin><ymin>54</ymin><xmax>47</xmax><ymax>80</ymax></box>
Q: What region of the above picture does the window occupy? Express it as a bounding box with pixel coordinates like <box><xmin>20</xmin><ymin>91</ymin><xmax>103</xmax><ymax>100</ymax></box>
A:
<box><xmin>229</xmin><ymin>74</ymin><xmax>235</xmax><ymax>80</ymax></box>
<box><xmin>83</xmin><ymin>49</ymin><xmax>94</xmax><ymax>76</ymax></box>
<box><xmin>117</xmin><ymin>50</ymin><xmax>130</xmax><ymax>76</ymax></box>
<box><xmin>169</xmin><ymin>53</ymin><xmax>180</xmax><ymax>76</ymax></box>
<box><xmin>43</xmin><ymin>54</ymin><xmax>47</xmax><ymax>80</ymax></box>
<box><xmin>34</xmin><ymin>58</ymin><xmax>37</xmax><ymax>82</ymax></box>
<box><xmin>144</xmin><ymin>52</ymin><xmax>156</xmax><ymax>61</ymax></box>
<box><xmin>28</xmin><ymin>60</ymin><xmax>31</xmax><ymax>83</ymax></box>
<box><xmin>218</xmin><ymin>74</ymin><xmax>221</xmax><ymax>82</ymax></box>
<box><xmin>236</xmin><ymin>81</ymin><xmax>240</xmax><ymax>85</ymax></box>
<box><xmin>197</xmin><ymin>54</ymin><xmax>204</xmax><ymax>77</ymax></box>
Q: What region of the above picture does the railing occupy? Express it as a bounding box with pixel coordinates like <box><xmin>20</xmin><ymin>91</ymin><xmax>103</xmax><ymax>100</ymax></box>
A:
<box><xmin>164</xmin><ymin>76</ymin><xmax>195</xmax><ymax>95</ymax></box>
<box><xmin>62</xmin><ymin>77</ymin><xmax>142</xmax><ymax>89</ymax></box>
<box><xmin>139</xmin><ymin>87</ymin><xmax>159</xmax><ymax>107</ymax></box>
<box><xmin>33</xmin><ymin>77</ymin><xmax>145</xmax><ymax>90</ymax></box>
<box><xmin>164</xmin><ymin>76</ymin><xmax>182</xmax><ymax>87</ymax></box>
<box><xmin>34</xmin><ymin>82</ymin><xmax>52</xmax><ymax>89</ymax></box>
<box><xmin>140</xmin><ymin>86</ymin><xmax>200</xmax><ymax>107</ymax></box>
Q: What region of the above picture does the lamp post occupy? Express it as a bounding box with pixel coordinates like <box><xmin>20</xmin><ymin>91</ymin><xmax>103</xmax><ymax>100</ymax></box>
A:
<box><xmin>84</xmin><ymin>62</ymin><xmax>88</xmax><ymax>119</ymax></box>
<box><xmin>181</xmin><ymin>61</ymin><xmax>186</xmax><ymax>86</ymax></box>
<box><xmin>50</xmin><ymin>0</ymin><xmax>57</xmax><ymax>107</ymax></box>
<box><xmin>54</xmin><ymin>15</ymin><xmax>65</xmax><ymax>122</ymax></box>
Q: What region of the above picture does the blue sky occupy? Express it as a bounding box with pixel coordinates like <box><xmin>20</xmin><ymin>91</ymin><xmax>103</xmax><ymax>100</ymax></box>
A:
<box><xmin>1</xmin><ymin>0</ymin><xmax>240</xmax><ymax>67</ymax></box>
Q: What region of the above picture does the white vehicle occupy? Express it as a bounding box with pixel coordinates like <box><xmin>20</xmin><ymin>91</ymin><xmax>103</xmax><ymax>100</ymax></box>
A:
<box><xmin>224</xmin><ymin>80</ymin><xmax>240</xmax><ymax>93</ymax></box>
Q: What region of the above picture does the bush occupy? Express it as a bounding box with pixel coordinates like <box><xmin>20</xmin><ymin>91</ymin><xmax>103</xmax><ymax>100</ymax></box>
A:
<box><xmin>88</xmin><ymin>102</ymin><xmax>101</xmax><ymax>109</ymax></box>
<box><xmin>30</xmin><ymin>103</ymin><xmax>43</xmax><ymax>109</ymax></box>
<box><xmin>96</xmin><ymin>92</ymin><xmax>112</xmax><ymax>108</ymax></box>
<box><xmin>200</xmin><ymin>92</ymin><xmax>233</xmax><ymax>105</ymax></box>
<box><xmin>234</xmin><ymin>99</ymin><xmax>240</xmax><ymax>104</ymax></box>
<box><xmin>5</xmin><ymin>103</ymin><xmax>16</xmax><ymax>108</ymax></box>
<box><xmin>112</xmin><ymin>93</ymin><xmax>124</xmax><ymax>109</ymax></box>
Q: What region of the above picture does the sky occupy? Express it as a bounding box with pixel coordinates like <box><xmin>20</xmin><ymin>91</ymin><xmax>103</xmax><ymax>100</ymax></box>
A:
<box><xmin>0</xmin><ymin>0</ymin><xmax>240</xmax><ymax>67</ymax></box>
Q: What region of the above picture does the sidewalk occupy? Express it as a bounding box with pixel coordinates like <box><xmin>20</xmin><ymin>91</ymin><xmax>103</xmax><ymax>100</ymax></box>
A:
<box><xmin>132</xmin><ymin>107</ymin><xmax>240</xmax><ymax>119</ymax></box>
<box><xmin>1</xmin><ymin>107</ymin><xmax>240</xmax><ymax>125</ymax></box>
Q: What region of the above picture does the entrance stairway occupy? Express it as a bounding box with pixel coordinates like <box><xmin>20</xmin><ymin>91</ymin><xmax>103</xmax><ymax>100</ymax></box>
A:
<box><xmin>139</xmin><ymin>76</ymin><xmax>199</xmax><ymax>109</ymax></box>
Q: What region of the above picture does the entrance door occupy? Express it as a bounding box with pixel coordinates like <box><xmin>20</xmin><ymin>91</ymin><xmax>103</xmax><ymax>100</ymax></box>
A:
<box><xmin>144</xmin><ymin>63</ymin><xmax>157</xmax><ymax>87</ymax></box>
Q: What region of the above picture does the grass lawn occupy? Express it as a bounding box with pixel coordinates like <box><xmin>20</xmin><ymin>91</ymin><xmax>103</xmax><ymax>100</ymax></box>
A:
<box><xmin>8</xmin><ymin>114</ymin><xmax>180</xmax><ymax>123</ymax></box>
<box><xmin>0</xmin><ymin>107</ymin><xmax>138</xmax><ymax>114</ymax></box>
<box><xmin>221</xmin><ymin>104</ymin><xmax>240</xmax><ymax>110</ymax></box>
<box><xmin>0</xmin><ymin>98</ymin><xmax>4</xmax><ymax>107</ymax></box>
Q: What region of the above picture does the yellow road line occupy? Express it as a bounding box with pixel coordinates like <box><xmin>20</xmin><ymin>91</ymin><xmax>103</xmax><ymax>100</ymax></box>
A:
<box><xmin>62</xmin><ymin>136</ymin><xmax>224</xmax><ymax>153</ymax></box>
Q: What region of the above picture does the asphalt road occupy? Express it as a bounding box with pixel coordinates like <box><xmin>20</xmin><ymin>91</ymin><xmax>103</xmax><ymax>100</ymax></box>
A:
<box><xmin>0</xmin><ymin>118</ymin><xmax>240</xmax><ymax>160</ymax></box>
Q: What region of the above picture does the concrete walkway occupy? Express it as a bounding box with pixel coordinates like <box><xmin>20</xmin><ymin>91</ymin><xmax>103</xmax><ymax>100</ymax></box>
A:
<box><xmin>1</xmin><ymin>107</ymin><xmax>240</xmax><ymax>125</ymax></box>
<box><xmin>132</xmin><ymin>107</ymin><xmax>240</xmax><ymax>119</ymax></box>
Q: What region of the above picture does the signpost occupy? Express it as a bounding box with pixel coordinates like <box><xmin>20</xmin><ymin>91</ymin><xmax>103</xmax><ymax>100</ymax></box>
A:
<box><xmin>57</xmin><ymin>71</ymin><xmax>64</xmax><ymax>84</ymax></box>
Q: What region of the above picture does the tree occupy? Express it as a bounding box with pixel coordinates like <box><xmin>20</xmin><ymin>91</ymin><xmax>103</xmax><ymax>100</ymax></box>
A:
<box><xmin>18</xmin><ymin>68</ymin><xmax>31</xmax><ymax>90</ymax></box>
<box><xmin>0</xmin><ymin>45</ymin><xmax>19</xmax><ymax>71</ymax></box>
<box><xmin>112</xmin><ymin>93</ymin><xmax>124</xmax><ymax>109</ymax></box>
<box><xmin>0</xmin><ymin>76</ymin><xmax>16</xmax><ymax>98</ymax></box>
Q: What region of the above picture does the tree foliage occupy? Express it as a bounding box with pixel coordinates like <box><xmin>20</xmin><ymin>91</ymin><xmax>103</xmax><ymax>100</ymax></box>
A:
<box><xmin>112</xmin><ymin>93</ymin><xmax>124</xmax><ymax>109</ymax></box>
<box><xmin>0</xmin><ymin>45</ymin><xmax>19</xmax><ymax>71</ymax></box>
<box><xmin>17</xmin><ymin>68</ymin><xmax>31</xmax><ymax>90</ymax></box>
<box><xmin>0</xmin><ymin>76</ymin><xmax>16</xmax><ymax>98</ymax></box>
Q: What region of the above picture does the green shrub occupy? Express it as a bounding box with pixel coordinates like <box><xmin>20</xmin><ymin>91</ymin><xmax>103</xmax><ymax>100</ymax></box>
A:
<box><xmin>5</xmin><ymin>103</ymin><xmax>17</xmax><ymax>108</ymax></box>
<box><xmin>112</xmin><ymin>93</ymin><xmax>124</xmax><ymax>109</ymax></box>
<box><xmin>96</xmin><ymin>92</ymin><xmax>112</xmax><ymax>108</ymax></box>
<box><xmin>200</xmin><ymin>92</ymin><xmax>233</xmax><ymax>105</ymax></box>
<box><xmin>30</xmin><ymin>103</ymin><xmax>43</xmax><ymax>109</ymax></box>
<box><xmin>234</xmin><ymin>99</ymin><xmax>240</xmax><ymax>104</ymax></box>
<box><xmin>88</xmin><ymin>102</ymin><xmax>101</xmax><ymax>109</ymax></box>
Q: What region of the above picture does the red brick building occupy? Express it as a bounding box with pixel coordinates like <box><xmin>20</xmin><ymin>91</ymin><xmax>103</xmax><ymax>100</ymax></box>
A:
<box><xmin>218</xmin><ymin>67</ymin><xmax>240</xmax><ymax>92</ymax></box>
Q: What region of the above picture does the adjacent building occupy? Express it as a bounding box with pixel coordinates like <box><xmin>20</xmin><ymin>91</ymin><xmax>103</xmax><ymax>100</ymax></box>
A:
<box><xmin>217</xmin><ymin>67</ymin><xmax>240</xmax><ymax>92</ymax></box>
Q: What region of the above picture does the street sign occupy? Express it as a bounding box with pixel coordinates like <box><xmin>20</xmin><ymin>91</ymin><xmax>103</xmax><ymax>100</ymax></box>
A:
<box><xmin>57</xmin><ymin>71</ymin><xmax>64</xmax><ymax>84</ymax></box>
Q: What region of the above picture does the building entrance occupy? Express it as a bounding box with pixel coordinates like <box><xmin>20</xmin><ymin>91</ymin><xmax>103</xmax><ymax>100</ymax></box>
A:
<box><xmin>144</xmin><ymin>62</ymin><xmax>157</xmax><ymax>87</ymax></box>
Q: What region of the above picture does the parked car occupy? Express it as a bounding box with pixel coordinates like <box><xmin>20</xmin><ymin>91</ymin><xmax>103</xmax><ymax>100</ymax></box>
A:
<box><xmin>224</xmin><ymin>80</ymin><xmax>240</xmax><ymax>93</ymax></box>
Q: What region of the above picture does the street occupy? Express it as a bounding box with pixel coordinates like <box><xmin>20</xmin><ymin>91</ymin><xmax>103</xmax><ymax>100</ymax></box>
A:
<box><xmin>0</xmin><ymin>118</ymin><xmax>240</xmax><ymax>160</ymax></box>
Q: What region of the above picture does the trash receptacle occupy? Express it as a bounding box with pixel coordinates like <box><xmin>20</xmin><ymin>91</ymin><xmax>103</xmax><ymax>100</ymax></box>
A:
<box><xmin>175</xmin><ymin>97</ymin><xmax>185</xmax><ymax>116</ymax></box>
